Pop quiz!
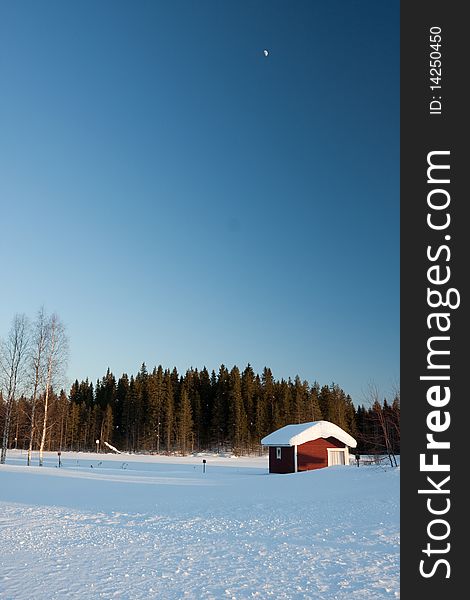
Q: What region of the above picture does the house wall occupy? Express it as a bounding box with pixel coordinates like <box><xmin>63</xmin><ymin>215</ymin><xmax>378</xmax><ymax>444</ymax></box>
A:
<box><xmin>269</xmin><ymin>446</ymin><xmax>295</xmax><ymax>473</ymax></box>
<box><xmin>297</xmin><ymin>436</ymin><xmax>345</xmax><ymax>471</ymax></box>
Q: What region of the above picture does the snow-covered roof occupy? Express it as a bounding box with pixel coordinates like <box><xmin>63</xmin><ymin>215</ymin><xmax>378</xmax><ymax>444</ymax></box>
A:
<box><xmin>261</xmin><ymin>420</ymin><xmax>357</xmax><ymax>448</ymax></box>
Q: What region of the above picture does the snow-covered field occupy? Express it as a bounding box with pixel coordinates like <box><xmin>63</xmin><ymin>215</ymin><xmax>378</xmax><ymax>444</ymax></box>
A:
<box><xmin>0</xmin><ymin>450</ymin><xmax>399</xmax><ymax>599</ymax></box>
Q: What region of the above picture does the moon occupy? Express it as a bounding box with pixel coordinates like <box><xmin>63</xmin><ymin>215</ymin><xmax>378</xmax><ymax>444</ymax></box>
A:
<box><xmin>263</xmin><ymin>49</ymin><xmax>269</xmax><ymax>57</ymax></box>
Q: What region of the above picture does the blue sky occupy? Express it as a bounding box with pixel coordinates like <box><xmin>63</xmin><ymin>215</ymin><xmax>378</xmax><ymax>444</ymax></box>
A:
<box><xmin>0</xmin><ymin>0</ymin><xmax>399</xmax><ymax>405</ymax></box>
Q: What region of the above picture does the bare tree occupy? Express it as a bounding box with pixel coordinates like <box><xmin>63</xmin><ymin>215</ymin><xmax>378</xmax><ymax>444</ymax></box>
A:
<box><xmin>38</xmin><ymin>313</ymin><xmax>68</xmax><ymax>466</ymax></box>
<box><xmin>1</xmin><ymin>314</ymin><xmax>29</xmax><ymax>464</ymax></box>
<box><xmin>364</xmin><ymin>384</ymin><xmax>399</xmax><ymax>467</ymax></box>
<box><xmin>26</xmin><ymin>307</ymin><xmax>48</xmax><ymax>466</ymax></box>
<box><xmin>389</xmin><ymin>383</ymin><xmax>401</xmax><ymax>452</ymax></box>
<box><xmin>371</xmin><ymin>399</ymin><xmax>398</xmax><ymax>467</ymax></box>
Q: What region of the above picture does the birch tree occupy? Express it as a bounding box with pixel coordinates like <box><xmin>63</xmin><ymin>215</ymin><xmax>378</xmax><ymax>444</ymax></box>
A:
<box><xmin>0</xmin><ymin>314</ymin><xmax>29</xmax><ymax>464</ymax></box>
<box><xmin>27</xmin><ymin>307</ymin><xmax>48</xmax><ymax>466</ymax></box>
<box><xmin>38</xmin><ymin>313</ymin><xmax>68</xmax><ymax>466</ymax></box>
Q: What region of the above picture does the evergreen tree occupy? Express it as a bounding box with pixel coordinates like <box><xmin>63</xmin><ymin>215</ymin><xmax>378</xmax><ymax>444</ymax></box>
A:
<box><xmin>170</xmin><ymin>367</ymin><xmax>180</xmax><ymax>403</ymax></box>
<box><xmin>91</xmin><ymin>404</ymin><xmax>101</xmax><ymax>449</ymax></box>
<box><xmin>261</xmin><ymin>367</ymin><xmax>275</xmax><ymax>434</ymax></box>
<box><xmin>114</xmin><ymin>374</ymin><xmax>130</xmax><ymax>449</ymax></box>
<box><xmin>328</xmin><ymin>384</ymin><xmax>349</xmax><ymax>431</ymax></box>
<box><xmin>69</xmin><ymin>380</ymin><xmax>80</xmax><ymax>404</ymax></box>
<box><xmin>162</xmin><ymin>370</ymin><xmax>174</xmax><ymax>452</ymax></box>
<box><xmin>253</xmin><ymin>373</ymin><xmax>267</xmax><ymax>443</ymax></box>
<box><xmin>177</xmin><ymin>386</ymin><xmax>193</xmax><ymax>455</ymax></box>
<box><xmin>210</xmin><ymin>365</ymin><xmax>229</xmax><ymax>450</ymax></box>
<box><xmin>241</xmin><ymin>364</ymin><xmax>257</xmax><ymax>450</ymax></box>
<box><xmin>95</xmin><ymin>368</ymin><xmax>116</xmax><ymax>409</ymax></box>
<box><xmin>56</xmin><ymin>390</ymin><xmax>69</xmax><ymax>450</ymax></box>
<box><xmin>135</xmin><ymin>363</ymin><xmax>149</xmax><ymax>449</ymax></box>
<box><xmin>124</xmin><ymin>376</ymin><xmax>139</xmax><ymax>451</ymax></box>
<box><xmin>319</xmin><ymin>384</ymin><xmax>333</xmax><ymax>422</ymax></box>
<box><xmin>198</xmin><ymin>367</ymin><xmax>213</xmax><ymax>448</ymax></box>
<box><xmin>278</xmin><ymin>379</ymin><xmax>292</xmax><ymax>426</ymax></box>
<box><xmin>292</xmin><ymin>376</ymin><xmax>308</xmax><ymax>424</ymax></box>
<box><xmin>101</xmin><ymin>404</ymin><xmax>114</xmax><ymax>447</ymax></box>
<box><xmin>147</xmin><ymin>366</ymin><xmax>164</xmax><ymax>452</ymax></box>
<box><xmin>228</xmin><ymin>366</ymin><xmax>246</xmax><ymax>453</ymax></box>
<box><xmin>67</xmin><ymin>401</ymin><xmax>80</xmax><ymax>450</ymax></box>
<box><xmin>308</xmin><ymin>382</ymin><xmax>323</xmax><ymax>422</ymax></box>
<box><xmin>78</xmin><ymin>402</ymin><xmax>91</xmax><ymax>450</ymax></box>
<box><xmin>344</xmin><ymin>394</ymin><xmax>358</xmax><ymax>437</ymax></box>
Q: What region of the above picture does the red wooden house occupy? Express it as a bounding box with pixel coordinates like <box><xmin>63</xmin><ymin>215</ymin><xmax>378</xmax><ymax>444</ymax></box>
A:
<box><xmin>261</xmin><ymin>420</ymin><xmax>357</xmax><ymax>474</ymax></box>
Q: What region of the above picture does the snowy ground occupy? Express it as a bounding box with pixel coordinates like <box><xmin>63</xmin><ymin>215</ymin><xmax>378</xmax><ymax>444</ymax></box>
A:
<box><xmin>0</xmin><ymin>450</ymin><xmax>399</xmax><ymax>599</ymax></box>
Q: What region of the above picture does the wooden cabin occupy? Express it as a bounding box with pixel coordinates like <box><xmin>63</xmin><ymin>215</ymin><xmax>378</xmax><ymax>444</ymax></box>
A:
<box><xmin>261</xmin><ymin>420</ymin><xmax>357</xmax><ymax>474</ymax></box>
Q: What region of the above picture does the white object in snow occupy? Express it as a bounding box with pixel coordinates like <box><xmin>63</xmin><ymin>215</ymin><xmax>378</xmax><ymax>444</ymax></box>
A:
<box><xmin>103</xmin><ymin>441</ymin><xmax>121</xmax><ymax>454</ymax></box>
<box><xmin>261</xmin><ymin>420</ymin><xmax>357</xmax><ymax>448</ymax></box>
<box><xmin>263</xmin><ymin>49</ymin><xmax>269</xmax><ymax>57</ymax></box>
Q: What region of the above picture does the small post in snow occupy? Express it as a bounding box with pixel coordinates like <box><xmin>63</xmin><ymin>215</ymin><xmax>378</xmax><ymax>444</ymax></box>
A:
<box><xmin>58</xmin><ymin>451</ymin><xmax>62</xmax><ymax>468</ymax></box>
<box><xmin>202</xmin><ymin>459</ymin><xmax>206</xmax><ymax>474</ymax></box>
<box><xmin>355</xmin><ymin>453</ymin><xmax>360</xmax><ymax>467</ymax></box>
<box><xmin>96</xmin><ymin>439</ymin><xmax>100</xmax><ymax>454</ymax></box>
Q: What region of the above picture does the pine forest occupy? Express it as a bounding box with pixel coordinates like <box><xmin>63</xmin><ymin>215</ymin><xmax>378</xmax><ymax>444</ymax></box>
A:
<box><xmin>1</xmin><ymin>362</ymin><xmax>400</xmax><ymax>458</ymax></box>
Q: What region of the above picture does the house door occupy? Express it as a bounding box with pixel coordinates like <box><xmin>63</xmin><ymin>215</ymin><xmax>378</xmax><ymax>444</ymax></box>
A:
<box><xmin>327</xmin><ymin>448</ymin><xmax>346</xmax><ymax>466</ymax></box>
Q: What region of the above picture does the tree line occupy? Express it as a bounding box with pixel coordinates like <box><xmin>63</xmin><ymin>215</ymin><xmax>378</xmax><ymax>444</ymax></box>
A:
<box><xmin>1</xmin><ymin>325</ymin><xmax>400</xmax><ymax>462</ymax></box>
